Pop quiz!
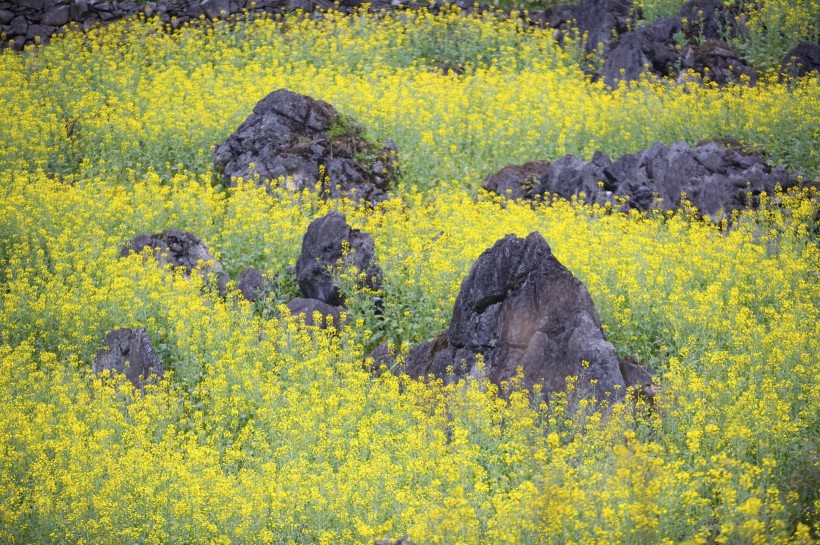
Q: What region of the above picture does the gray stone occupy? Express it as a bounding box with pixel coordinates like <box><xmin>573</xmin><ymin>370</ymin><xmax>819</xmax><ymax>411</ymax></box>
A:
<box><xmin>295</xmin><ymin>211</ymin><xmax>381</xmax><ymax>306</ymax></box>
<box><xmin>40</xmin><ymin>5</ymin><xmax>69</xmax><ymax>25</ymax></box>
<box><xmin>26</xmin><ymin>24</ymin><xmax>55</xmax><ymax>40</ymax></box>
<box><xmin>286</xmin><ymin>297</ymin><xmax>345</xmax><ymax>328</ymax></box>
<box><xmin>121</xmin><ymin>230</ymin><xmax>229</xmax><ymax>295</ymax></box>
<box><xmin>237</xmin><ymin>266</ymin><xmax>269</xmax><ymax>302</ymax></box>
<box><xmin>404</xmin><ymin>233</ymin><xmax>627</xmax><ymax>400</ymax></box>
<box><xmin>202</xmin><ymin>0</ymin><xmax>230</xmax><ymax>18</ymax></box>
<box><xmin>213</xmin><ymin>89</ymin><xmax>398</xmax><ymax>204</ymax></box>
<box><xmin>8</xmin><ymin>15</ymin><xmax>27</xmax><ymax>36</ymax></box>
<box><xmin>94</xmin><ymin>328</ymin><xmax>164</xmax><ymax>388</ymax></box>
<box><xmin>0</xmin><ymin>10</ymin><xmax>13</xmax><ymax>24</ymax></box>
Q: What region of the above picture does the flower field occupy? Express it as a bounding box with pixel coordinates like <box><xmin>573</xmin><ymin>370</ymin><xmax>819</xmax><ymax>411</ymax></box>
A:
<box><xmin>1</xmin><ymin>6</ymin><xmax>819</xmax><ymax>544</ymax></box>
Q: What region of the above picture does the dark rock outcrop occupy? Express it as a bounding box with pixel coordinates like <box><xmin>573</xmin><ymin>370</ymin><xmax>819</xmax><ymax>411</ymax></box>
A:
<box><xmin>678</xmin><ymin>0</ymin><xmax>740</xmax><ymax>43</ymax></box>
<box><xmin>485</xmin><ymin>140</ymin><xmax>805</xmax><ymax>219</ymax></box>
<box><xmin>603</xmin><ymin>17</ymin><xmax>682</xmax><ymax>87</ymax></box>
<box><xmin>677</xmin><ymin>40</ymin><xmax>757</xmax><ymax>86</ymax></box>
<box><xmin>295</xmin><ymin>211</ymin><xmax>381</xmax><ymax>307</ymax></box>
<box><xmin>121</xmin><ymin>230</ymin><xmax>228</xmax><ymax>294</ymax></box>
<box><xmin>403</xmin><ymin>233</ymin><xmax>627</xmax><ymax>401</ymax></box>
<box><xmin>93</xmin><ymin>328</ymin><xmax>163</xmax><ymax>388</ymax></box>
<box><xmin>780</xmin><ymin>42</ymin><xmax>820</xmax><ymax>81</ymax></box>
<box><xmin>213</xmin><ymin>89</ymin><xmax>397</xmax><ymax>204</ymax></box>
<box><xmin>542</xmin><ymin>0</ymin><xmax>633</xmax><ymax>55</ymax></box>
<box><xmin>286</xmin><ymin>297</ymin><xmax>345</xmax><ymax>328</ymax></box>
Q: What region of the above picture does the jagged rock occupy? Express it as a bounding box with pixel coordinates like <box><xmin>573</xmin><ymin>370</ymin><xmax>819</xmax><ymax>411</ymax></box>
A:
<box><xmin>286</xmin><ymin>297</ymin><xmax>345</xmax><ymax>328</ymax></box>
<box><xmin>237</xmin><ymin>266</ymin><xmax>270</xmax><ymax>302</ymax></box>
<box><xmin>603</xmin><ymin>17</ymin><xmax>682</xmax><ymax>87</ymax></box>
<box><xmin>295</xmin><ymin>211</ymin><xmax>381</xmax><ymax>307</ymax></box>
<box><xmin>486</xmin><ymin>140</ymin><xmax>804</xmax><ymax>219</ymax></box>
<box><xmin>93</xmin><ymin>328</ymin><xmax>164</xmax><ymax>388</ymax></box>
<box><xmin>213</xmin><ymin>89</ymin><xmax>398</xmax><ymax>204</ymax></box>
<box><xmin>404</xmin><ymin>233</ymin><xmax>627</xmax><ymax>400</ymax></box>
<box><xmin>482</xmin><ymin>160</ymin><xmax>551</xmax><ymax>200</ymax></box>
<box><xmin>780</xmin><ymin>42</ymin><xmax>820</xmax><ymax>81</ymax></box>
<box><xmin>543</xmin><ymin>0</ymin><xmax>633</xmax><ymax>54</ymax></box>
<box><xmin>121</xmin><ymin>230</ymin><xmax>228</xmax><ymax>294</ymax></box>
<box><xmin>678</xmin><ymin>40</ymin><xmax>757</xmax><ymax>86</ymax></box>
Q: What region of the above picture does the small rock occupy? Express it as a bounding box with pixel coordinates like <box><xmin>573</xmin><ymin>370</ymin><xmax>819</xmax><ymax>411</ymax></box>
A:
<box><xmin>202</xmin><ymin>0</ymin><xmax>231</xmax><ymax>18</ymax></box>
<box><xmin>93</xmin><ymin>328</ymin><xmax>164</xmax><ymax>388</ymax></box>
<box><xmin>121</xmin><ymin>230</ymin><xmax>228</xmax><ymax>295</ymax></box>
<box><xmin>286</xmin><ymin>297</ymin><xmax>345</xmax><ymax>328</ymax></box>
<box><xmin>26</xmin><ymin>24</ymin><xmax>55</xmax><ymax>40</ymax></box>
<box><xmin>780</xmin><ymin>42</ymin><xmax>820</xmax><ymax>81</ymax></box>
<box><xmin>40</xmin><ymin>5</ymin><xmax>69</xmax><ymax>26</ymax></box>
<box><xmin>8</xmin><ymin>15</ymin><xmax>28</xmax><ymax>36</ymax></box>
<box><xmin>237</xmin><ymin>266</ymin><xmax>269</xmax><ymax>302</ymax></box>
<box><xmin>295</xmin><ymin>211</ymin><xmax>381</xmax><ymax>307</ymax></box>
<box><xmin>678</xmin><ymin>40</ymin><xmax>757</xmax><ymax>86</ymax></box>
<box><xmin>0</xmin><ymin>9</ymin><xmax>13</xmax><ymax>25</ymax></box>
<box><xmin>482</xmin><ymin>160</ymin><xmax>551</xmax><ymax>200</ymax></box>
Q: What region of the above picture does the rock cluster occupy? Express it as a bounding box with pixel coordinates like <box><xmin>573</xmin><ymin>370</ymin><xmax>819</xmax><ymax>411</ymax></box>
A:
<box><xmin>214</xmin><ymin>89</ymin><xmax>398</xmax><ymax>204</ymax></box>
<box><xmin>484</xmin><ymin>140</ymin><xmax>804</xmax><ymax>219</ymax></box>
<box><xmin>93</xmin><ymin>327</ymin><xmax>164</xmax><ymax>388</ymax></box>
<box><xmin>400</xmin><ymin>233</ymin><xmax>651</xmax><ymax>401</ymax></box>
<box><xmin>121</xmin><ymin>229</ymin><xmax>229</xmax><ymax>294</ymax></box>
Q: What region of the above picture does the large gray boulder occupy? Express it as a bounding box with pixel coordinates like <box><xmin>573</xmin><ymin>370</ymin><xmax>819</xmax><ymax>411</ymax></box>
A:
<box><xmin>295</xmin><ymin>211</ymin><xmax>382</xmax><ymax>307</ymax></box>
<box><xmin>403</xmin><ymin>233</ymin><xmax>627</xmax><ymax>401</ymax></box>
<box><xmin>93</xmin><ymin>328</ymin><xmax>163</xmax><ymax>388</ymax></box>
<box><xmin>121</xmin><ymin>230</ymin><xmax>228</xmax><ymax>294</ymax></box>
<box><xmin>485</xmin><ymin>140</ymin><xmax>804</xmax><ymax>219</ymax></box>
<box><xmin>213</xmin><ymin>89</ymin><xmax>398</xmax><ymax>204</ymax></box>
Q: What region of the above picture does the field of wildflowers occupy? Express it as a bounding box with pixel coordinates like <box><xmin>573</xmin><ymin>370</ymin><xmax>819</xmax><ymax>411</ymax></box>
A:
<box><xmin>0</xmin><ymin>5</ymin><xmax>819</xmax><ymax>544</ymax></box>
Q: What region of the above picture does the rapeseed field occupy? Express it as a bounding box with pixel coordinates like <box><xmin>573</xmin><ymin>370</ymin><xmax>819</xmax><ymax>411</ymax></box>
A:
<box><xmin>0</xmin><ymin>5</ymin><xmax>818</xmax><ymax>544</ymax></box>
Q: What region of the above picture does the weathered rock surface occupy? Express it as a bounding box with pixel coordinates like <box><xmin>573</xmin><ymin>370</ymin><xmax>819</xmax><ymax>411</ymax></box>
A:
<box><xmin>403</xmin><ymin>232</ymin><xmax>627</xmax><ymax>400</ymax></box>
<box><xmin>93</xmin><ymin>328</ymin><xmax>164</xmax><ymax>388</ymax></box>
<box><xmin>677</xmin><ymin>40</ymin><xmax>757</xmax><ymax>86</ymax></box>
<box><xmin>295</xmin><ymin>211</ymin><xmax>381</xmax><ymax>306</ymax></box>
<box><xmin>121</xmin><ymin>230</ymin><xmax>228</xmax><ymax>294</ymax></box>
<box><xmin>213</xmin><ymin>89</ymin><xmax>397</xmax><ymax>203</ymax></box>
<box><xmin>482</xmin><ymin>160</ymin><xmax>551</xmax><ymax>200</ymax></box>
<box><xmin>780</xmin><ymin>42</ymin><xmax>820</xmax><ymax>81</ymax></box>
<box><xmin>484</xmin><ymin>140</ymin><xmax>804</xmax><ymax>219</ymax></box>
<box><xmin>286</xmin><ymin>297</ymin><xmax>345</xmax><ymax>328</ymax></box>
